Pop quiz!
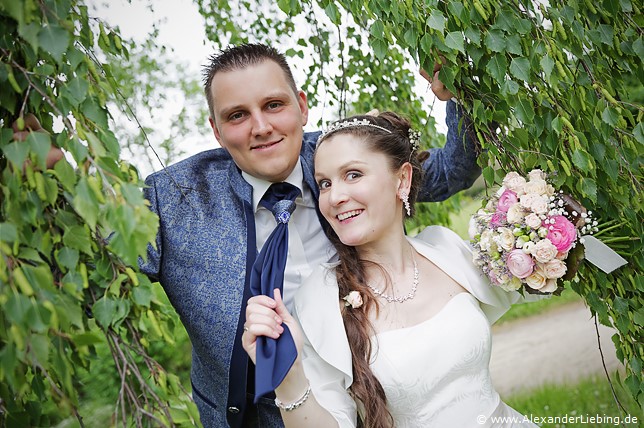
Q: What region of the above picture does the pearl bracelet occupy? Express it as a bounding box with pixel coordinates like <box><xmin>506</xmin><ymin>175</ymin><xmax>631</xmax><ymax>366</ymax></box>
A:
<box><xmin>274</xmin><ymin>384</ymin><xmax>311</xmax><ymax>412</ymax></box>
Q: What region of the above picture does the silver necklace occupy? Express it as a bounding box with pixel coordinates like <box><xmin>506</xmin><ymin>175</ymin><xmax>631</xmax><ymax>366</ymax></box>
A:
<box><xmin>367</xmin><ymin>250</ymin><xmax>419</xmax><ymax>304</ymax></box>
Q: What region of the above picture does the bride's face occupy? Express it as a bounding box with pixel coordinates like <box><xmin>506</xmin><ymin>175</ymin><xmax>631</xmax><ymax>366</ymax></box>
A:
<box><xmin>314</xmin><ymin>134</ymin><xmax>405</xmax><ymax>248</ymax></box>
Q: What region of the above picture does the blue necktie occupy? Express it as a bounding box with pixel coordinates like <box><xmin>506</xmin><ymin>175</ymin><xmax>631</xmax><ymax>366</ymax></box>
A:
<box><xmin>250</xmin><ymin>182</ymin><xmax>301</xmax><ymax>402</ymax></box>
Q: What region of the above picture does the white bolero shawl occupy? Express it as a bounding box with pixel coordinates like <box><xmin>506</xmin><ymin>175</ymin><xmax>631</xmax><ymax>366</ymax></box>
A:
<box><xmin>292</xmin><ymin>225</ymin><xmax>543</xmax><ymax>427</ymax></box>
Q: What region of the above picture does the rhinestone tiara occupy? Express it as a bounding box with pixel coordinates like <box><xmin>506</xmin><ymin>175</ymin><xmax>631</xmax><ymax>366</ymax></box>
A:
<box><xmin>318</xmin><ymin>118</ymin><xmax>392</xmax><ymax>142</ymax></box>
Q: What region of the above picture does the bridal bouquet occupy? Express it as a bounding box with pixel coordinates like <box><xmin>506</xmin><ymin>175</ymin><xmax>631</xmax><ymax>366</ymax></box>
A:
<box><xmin>470</xmin><ymin>169</ymin><xmax>597</xmax><ymax>294</ymax></box>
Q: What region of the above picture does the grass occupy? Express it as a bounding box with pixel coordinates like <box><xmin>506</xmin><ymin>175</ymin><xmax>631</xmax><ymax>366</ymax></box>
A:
<box><xmin>505</xmin><ymin>374</ymin><xmax>642</xmax><ymax>427</ymax></box>
<box><xmin>497</xmin><ymin>287</ymin><xmax>582</xmax><ymax>324</ymax></box>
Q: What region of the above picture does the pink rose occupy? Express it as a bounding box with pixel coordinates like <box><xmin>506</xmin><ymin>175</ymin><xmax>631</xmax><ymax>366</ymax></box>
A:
<box><xmin>506</xmin><ymin>249</ymin><xmax>535</xmax><ymax>279</ymax></box>
<box><xmin>490</xmin><ymin>211</ymin><xmax>507</xmax><ymax>227</ymax></box>
<box><xmin>546</xmin><ymin>215</ymin><xmax>577</xmax><ymax>252</ymax></box>
<box><xmin>497</xmin><ymin>189</ymin><xmax>518</xmax><ymax>213</ymax></box>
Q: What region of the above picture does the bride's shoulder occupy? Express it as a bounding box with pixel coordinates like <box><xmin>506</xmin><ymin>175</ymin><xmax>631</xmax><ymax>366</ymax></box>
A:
<box><xmin>412</xmin><ymin>225</ymin><xmax>470</xmax><ymax>251</ymax></box>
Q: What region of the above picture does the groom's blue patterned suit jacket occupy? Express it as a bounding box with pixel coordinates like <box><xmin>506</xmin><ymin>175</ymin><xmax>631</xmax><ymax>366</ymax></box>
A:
<box><xmin>140</xmin><ymin>101</ymin><xmax>480</xmax><ymax>428</ymax></box>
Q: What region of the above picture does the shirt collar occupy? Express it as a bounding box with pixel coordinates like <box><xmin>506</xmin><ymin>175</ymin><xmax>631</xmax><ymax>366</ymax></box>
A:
<box><xmin>242</xmin><ymin>160</ymin><xmax>306</xmax><ymax>212</ymax></box>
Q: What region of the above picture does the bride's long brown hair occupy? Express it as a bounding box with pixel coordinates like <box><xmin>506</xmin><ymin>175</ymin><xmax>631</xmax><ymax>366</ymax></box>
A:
<box><xmin>315</xmin><ymin>112</ymin><xmax>424</xmax><ymax>428</ymax></box>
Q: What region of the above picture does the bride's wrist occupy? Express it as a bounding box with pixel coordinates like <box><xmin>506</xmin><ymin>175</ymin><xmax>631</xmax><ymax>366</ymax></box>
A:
<box><xmin>275</xmin><ymin>361</ymin><xmax>309</xmax><ymax>403</ymax></box>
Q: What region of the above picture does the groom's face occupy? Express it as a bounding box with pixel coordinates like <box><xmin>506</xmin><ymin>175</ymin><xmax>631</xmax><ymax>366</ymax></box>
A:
<box><xmin>208</xmin><ymin>60</ymin><xmax>309</xmax><ymax>183</ymax></box>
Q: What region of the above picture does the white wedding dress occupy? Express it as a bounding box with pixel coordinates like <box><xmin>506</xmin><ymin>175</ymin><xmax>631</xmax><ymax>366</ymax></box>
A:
<box><xmin>370</xmin><ymin>292</ymin><xmax>535</xmax><ymax>427</ymax></box>
<box><xmin>293</xmin><ymin>226</ymin><xmax>542</xmax><ymax>428</ymax></box>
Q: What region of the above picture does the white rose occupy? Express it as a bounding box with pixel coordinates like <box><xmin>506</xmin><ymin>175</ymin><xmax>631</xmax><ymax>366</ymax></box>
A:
<box><xmin>530</xmin><ymin>195</ymin><xmax>550</xmax><ymax>215</ymax></box>
<box><xmin>542</xmin><ymin>259</ymin><xmax>567</xmax><ymax>279</ymax></box>
<box><xmin>527</xmin><ymin>169</ymin><xmax>546</xmax><ymax>181</ymax></box>
<box><xmin>541</xmin><ymin>279</ymin><xmax>558</xmax><ymax>293</ymax></box>
<box><xmin>502</xmin><ymin>172</ymin><xmax>527</xmax><ymax>194</ymax></box>
<box><xmin>343</xmin><ymin>291</ymin><xmax>363</xmax><ymax>309</ymax></box>
<box><xmin>525</xmin><ymin>179</ymin><xmax>549</xmax><ymax>196</ymax></box>
<box><xmin>525</xmin><ymin>268</ymin><xmax>547</xmax><ymax>290</ymax></box>
<box><xmin>545</xmin><ymin>184</ymin><xmax>555</xmax><ymax>197</ymax></box>
<box><xmin>506</xmin><ymin>204</ymin><xmax>526</xmax><ymax>224</ymax></box>
<box><xmin>519</xmin><ymin>193</ymin><xmax>536</xmax><ymax>209</ymax></box>
<box><xmin>525</xmin><ymin>213</ymin><xmax>543</xmax><ymax>229</ymax></box>
<box><xmin>480</xmin><ymin>229</ymin><xmax>493</xmax><ymax>252</ymax></box>
<box><xmin>532</xmin><ymin>239</ymin><xmax>559</xmax><ymax>263</ymax></box>
<box><xmin>497</xmin><ymin>227</ymin><xmax>515</xmax><ymax>251</ymax></box>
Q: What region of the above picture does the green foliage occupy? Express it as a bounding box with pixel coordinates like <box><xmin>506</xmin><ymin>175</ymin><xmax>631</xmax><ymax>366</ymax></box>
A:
<box><xmin>0</xmin><ymin>0</ymin><xmax>199</xmax><ymax>426</ymax></box>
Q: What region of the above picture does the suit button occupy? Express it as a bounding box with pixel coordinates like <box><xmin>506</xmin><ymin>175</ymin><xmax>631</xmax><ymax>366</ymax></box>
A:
<box><xmin>227</xmin><ymin>406</ymin><xmax>240</xmax><ymax>414</ymax></box>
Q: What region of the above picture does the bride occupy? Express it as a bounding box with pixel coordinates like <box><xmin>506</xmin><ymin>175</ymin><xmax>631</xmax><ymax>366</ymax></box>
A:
<box><xmin>242</xmin><ymin>112</ymin><xmax>539</xmax><ymax>427</ymax></box>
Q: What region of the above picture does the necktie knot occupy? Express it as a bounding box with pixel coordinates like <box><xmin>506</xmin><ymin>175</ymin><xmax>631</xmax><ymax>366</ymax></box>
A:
<box><xmin>261</xmin><ymin>182</ymin><xmax>300</xmax><ymax>224</ymax></box>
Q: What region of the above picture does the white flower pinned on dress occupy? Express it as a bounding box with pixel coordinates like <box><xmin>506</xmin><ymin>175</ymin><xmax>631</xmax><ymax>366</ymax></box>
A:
<box><xmin>342</xmin><ymin>291</ymin><xmax>363</xmax><ymax>309</ymax></box>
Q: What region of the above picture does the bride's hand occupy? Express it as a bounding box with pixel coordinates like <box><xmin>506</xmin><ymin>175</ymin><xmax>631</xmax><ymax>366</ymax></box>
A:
<box><xmin>242</xmin><ymin>289</ymin><xmax>303</xmax><ymax>365</ymax></box>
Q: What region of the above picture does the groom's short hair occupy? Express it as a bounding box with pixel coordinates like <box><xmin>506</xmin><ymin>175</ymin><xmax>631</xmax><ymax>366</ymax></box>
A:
<box><xmin>203</xmin><ymin>43</ymin><xmax>298</xmax><ymax>119</ymax></box>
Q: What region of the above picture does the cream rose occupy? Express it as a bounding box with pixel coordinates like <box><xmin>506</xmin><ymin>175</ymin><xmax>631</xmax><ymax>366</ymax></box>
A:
<box><xmin>525</xmin><ymin>268</ymin><xmax>547</xmax><ymax>290</ymax></box>
<box><xmin>496</xmin><ymin>227</ymin><xmax>515</xmax><ymax>251</ymax></box>
<box><xmin>520</xmin><ymin>193</ymin><xmax>537</xmax><ymax>210</ymax></box>
<box><xmin>527</xmin><ymin>169</ymin><xmax>546</xmax><ymax>181</ymax></box>
<box><xmin>506</xmin><ymin>204</ymin><xmax>526</xmax><ymax>224</ymax></box>
<box><xmin>524</xmin><ymin>179</ymin><xmax>549</xmax><ymax>196</ymax></box>
<box><xmin>542</xmin><ymin>259</ymin><xmax>567</xmax><ymax>279</ymax></box>
<box><xmin>541</xmin><ymin>279</ymin><xmax>558</xmax><ymax>293</ymax></box>
<box><xmin>530</xmin><ymin>195</ymin><xmax>550</xmax><ymax>215</ymax></box>
<box><xmin>525</xmin><ymin>213</ymin><xmax>543</xmax><ymax>229</ymax></box>
<box><xmin>502</xmin><ymin>172</ymin><xmax>527</xmax><ymax>194</ymax></box>
<box><xmin>342</xmin><ymin>291</ymin><xmax>363</xmax><ymax>309</ymax></box>
<box><xmin>532</xmin><ymin>239</ymin><xmax>559</xmax><ymax>263</ymax></box>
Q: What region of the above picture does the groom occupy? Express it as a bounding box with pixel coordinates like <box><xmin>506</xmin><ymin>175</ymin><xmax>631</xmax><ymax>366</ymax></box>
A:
<box><xmin>140</xmin><ymin>43</ymin><xmax>481</xmax><ymax>428</ymax></box>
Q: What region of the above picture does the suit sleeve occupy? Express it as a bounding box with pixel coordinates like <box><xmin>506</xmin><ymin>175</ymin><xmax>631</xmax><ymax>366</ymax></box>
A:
<box><xmin>138</xmin><ymin>174</ymin><xmax>162</xmax><ymax>281</ymax></box>
<box><xmin>418</xmin><ymin>100</ymin><xmax>481</xmax><ymax>202</ymax></box>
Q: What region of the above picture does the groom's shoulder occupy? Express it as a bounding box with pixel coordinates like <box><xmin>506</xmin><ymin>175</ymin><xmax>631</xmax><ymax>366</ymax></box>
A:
<box><xmin>145</xmin><ymin>148</ymin><xmax>232</xmax><ymax>184</ymax></box>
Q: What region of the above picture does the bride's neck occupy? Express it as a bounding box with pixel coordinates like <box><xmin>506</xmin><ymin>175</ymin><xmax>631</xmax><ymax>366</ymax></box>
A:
<box><xmin>358</xmin><ymin>234</ymin><xmax>413</xmax><ymax>273</ymax></box>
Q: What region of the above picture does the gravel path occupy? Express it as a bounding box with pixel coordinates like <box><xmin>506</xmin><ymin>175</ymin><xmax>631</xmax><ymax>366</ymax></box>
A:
<box><xmin>489</xmin><ymin>300</ymin><xmax>623</xmax><ymax>397</ymax></box>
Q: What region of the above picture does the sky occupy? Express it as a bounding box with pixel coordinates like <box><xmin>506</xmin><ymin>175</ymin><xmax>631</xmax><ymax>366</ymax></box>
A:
<box><xmin>88</xmin><ymin>0</ymin><xmax>448</xmax><ymax>171</ymax></box>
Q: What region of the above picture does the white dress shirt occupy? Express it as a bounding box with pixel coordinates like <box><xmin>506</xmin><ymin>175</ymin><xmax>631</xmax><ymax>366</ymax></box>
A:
<box><xmin>242</xmin><ymin>160</ymin><xmax>335</xmax><ymax>309</ymax></box>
